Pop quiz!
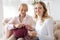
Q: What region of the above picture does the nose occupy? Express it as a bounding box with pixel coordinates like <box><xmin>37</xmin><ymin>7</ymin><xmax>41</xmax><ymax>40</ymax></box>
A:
<box><xmin>22</xmin><ymin>10</ymin><xmax>25</xmax><ymax>13</ymax></box>
<box><xmin>36</xmin><ymin>8</ymin><xmax>39</xmax><ymax>12</ymax></box>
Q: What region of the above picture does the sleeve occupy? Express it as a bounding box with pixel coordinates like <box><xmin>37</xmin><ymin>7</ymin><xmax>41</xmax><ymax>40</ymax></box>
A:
<box><xmin>32</xmin><ymin>20</ymin><xmax>36</xmax><ymax>28</ymax></box>
<box><xmin>37</xmin><ymin>18</ymin><xmax>54</xmax><ymax>40</ymax></box>
<box><xmin>4</xmin><ymin>24</ymin><xmax>14</xmax><ymax>38</ymax></box>
<box><xmin>46</xmin><ymin>19</ymin><xmax>54</xmax><ymax>40</ymax></box>
<box><xmin>29</xmin><ymin>17</ymin><xmax>36</xmax><ymax>27</ymax></box>
<box><xmin>25</xmin><ymin>16</ymin><xmax>36</xmax><ymax>28</ymax></box>
<box><xmin>30</xmin><ymin>18</ymin><xmax>36</xmax><ymax>31</ymax></box>
<box><xmin>5</xmin><ymin>24</ymin><xmax>14</xmax><ymax>30</ymax></box>
<box><xmin>5</xmin><ymin>17</ymin><xmax>16</xmax><ymax>30</ymax></box>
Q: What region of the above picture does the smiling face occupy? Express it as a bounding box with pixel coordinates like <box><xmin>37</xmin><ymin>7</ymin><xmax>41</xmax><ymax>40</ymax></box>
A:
<box><xmin>34</xmin><ymin>3</ymin><xmax>44</xmax><ymax>17</ymax></box>
<box><xmin>19</xmin><ymin>4</ymin><xmax>28</xmax><ymax>16</ymax></box>
<box><xmin>34</xmin><ymin>1</ymin><xmax>49</xmax><ymax>22</ymax></box>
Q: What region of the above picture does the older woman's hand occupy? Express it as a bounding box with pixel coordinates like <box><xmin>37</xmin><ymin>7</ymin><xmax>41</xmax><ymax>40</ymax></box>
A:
<box><xmin>25</xmin><ymin>25</ymin><xmax>35</xmax><ymax>31</ymax></box>
<box><xmin>28</xmin><ymin>31</ymin><xmax>37</xmax><ymax>37</ymax></box>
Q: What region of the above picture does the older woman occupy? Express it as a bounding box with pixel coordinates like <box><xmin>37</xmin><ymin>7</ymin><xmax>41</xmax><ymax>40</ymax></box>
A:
<box><xmin>4</xmin><ymin>3</ymin><xmax>36</xmax><ymax>40</ymax></box>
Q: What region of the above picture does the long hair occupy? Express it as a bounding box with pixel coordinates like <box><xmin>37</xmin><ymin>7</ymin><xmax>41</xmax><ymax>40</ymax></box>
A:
<box><xmin>34</xmin><ymin>1</ymin><xmax>50</xmax><ymax>22</ymax></box>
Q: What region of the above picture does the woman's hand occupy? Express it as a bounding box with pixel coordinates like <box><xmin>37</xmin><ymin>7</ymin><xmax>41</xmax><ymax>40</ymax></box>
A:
<box><xmin>28</xmin><ymin>31</ymin><xmax>37</xmax><ymax>37</ymax></box>
<box><xmin>25</xmin><ymin>25</ymin><xmax>35</xmax><ymax>31</ymax></box>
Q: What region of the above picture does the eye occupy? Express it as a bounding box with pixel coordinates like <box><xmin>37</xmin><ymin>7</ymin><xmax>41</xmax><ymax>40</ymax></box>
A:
<box><xmin>35</xmin><ymin>7</ymin><xmax>37</xmax><ymax>9</ymax></box>
<box><xmin>24</xmin><ymin>10</ymin><xmax>27</xmax><ymax>12</ymax></box>
<box><xmin>21</xmin><ymin>9</ymin><xmax>23</xmax><ymax>11</ymax></box>
<box><xmin>38</xmin><ymin>7</ymin><xmax>42</xmax><ymax>9</ymax></box>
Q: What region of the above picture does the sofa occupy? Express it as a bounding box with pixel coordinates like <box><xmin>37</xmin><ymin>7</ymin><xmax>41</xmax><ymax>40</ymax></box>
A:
<box><xmin>53</xmin><ymin>20</ymin><xmax>60</xmax><ymax>40</ymax></box>
<box><xmin>2</xmin><ymin>18</ymin><xmax>60</xmax><ymax>40</ymax></box>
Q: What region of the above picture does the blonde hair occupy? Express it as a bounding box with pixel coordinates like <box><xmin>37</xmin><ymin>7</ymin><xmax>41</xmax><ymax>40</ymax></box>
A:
<box><xmin>34</xmin><ymin>1</ymin><xmax>50</xmax><ymax>22</ymax></box>
<box><xmin>18</xmin><ymin>3</ymin><xmax>28</xmax><ymax>11</ymax></box>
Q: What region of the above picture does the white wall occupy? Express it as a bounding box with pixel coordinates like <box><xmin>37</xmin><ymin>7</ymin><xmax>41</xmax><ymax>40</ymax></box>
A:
<box><xmin>49</xmin><ymin>0</ymin><xmax>60</xmax><ymax>20</ymax></box>
<box><xmin>0</xmin><ymin>0</ymin><xmax>3</xmax><ymax>38</ymax></box>
<box><xmin>31</xmin><ymin>0</ymin><xmax>60</xmax><ymax>20</ymax></box>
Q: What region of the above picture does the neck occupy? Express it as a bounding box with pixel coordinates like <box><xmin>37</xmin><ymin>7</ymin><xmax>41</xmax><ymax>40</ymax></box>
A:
<box><xmin>19</xmin><ymin>14</ymin><xmax>26</xmax><ymax>23</ymax></box>
<box><xmin>19</xmin><ymin>14</ymin><xmax>26</xmax><ymax>18</ymax></box>
<box><xmin>38</xmin><ymin>15</ymin><xmax>42</xmax><ymax>19</ymax></box>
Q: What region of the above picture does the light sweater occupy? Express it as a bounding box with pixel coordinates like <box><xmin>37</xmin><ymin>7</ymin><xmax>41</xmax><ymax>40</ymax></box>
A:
<box><xmin>35</xmin><ymin>18</ymin><xmax>54</xmax><ymax>40</ymax></box>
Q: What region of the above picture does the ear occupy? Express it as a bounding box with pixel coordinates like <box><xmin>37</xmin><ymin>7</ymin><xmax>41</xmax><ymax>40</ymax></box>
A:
<box><xmin>26</xmin><ymin>8</ymin><xmax>28</xmax><ymax>12</ymax></box>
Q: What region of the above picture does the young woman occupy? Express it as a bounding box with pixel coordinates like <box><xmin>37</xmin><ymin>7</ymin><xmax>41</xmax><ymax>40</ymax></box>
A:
<box><xmin>33</xmin><ymin>1</ymin><xmax>54</xmax><ymax>40</ymax></box>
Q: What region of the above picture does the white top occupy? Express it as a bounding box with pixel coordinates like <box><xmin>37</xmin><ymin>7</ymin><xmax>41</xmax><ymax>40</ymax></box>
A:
<box><xmin>5</xmin><ymin>14</ymin><xmax>35</xmax><ymax>30</ymax></box>
<box><xmin>35</xmin><ymin>18</ymin><xmax>54</xmax><ymax>40</ymax></box>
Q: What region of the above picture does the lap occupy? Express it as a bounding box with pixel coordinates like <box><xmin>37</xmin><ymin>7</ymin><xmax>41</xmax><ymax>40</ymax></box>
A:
<box><xmin>8</xmin><ymin>34</ymin><xmax>16</xmax><ymax>40</ymax></box>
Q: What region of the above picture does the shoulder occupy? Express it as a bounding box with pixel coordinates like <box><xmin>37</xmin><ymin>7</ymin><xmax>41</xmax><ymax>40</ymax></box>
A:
<box><xmin>26</xmin><ymin>15</ymin><xmax>32</xmax><ymax>18</ymax></box>
<box><xmin>44</xmin><ymin>17</ymin><xmax>53</xmax><ymax>24</ymax></box>
<box><xmin>45</xmin><ymin>16</ymin><xmax>53</xmax><ymax>21</ymax></box>
<box><xmin>26</xmin><ymin>15</ymin><xmax>36</xmax><ymax>23</ymax></box>
<box><xmin>26</xmin><ymin>14</ymin><xmax>33</xmax><ymax>20</ymax></box>
<box><xmin>8</xmin><ymin>16</ymin><xmax>18</xmax><ymax>24</ymax></box>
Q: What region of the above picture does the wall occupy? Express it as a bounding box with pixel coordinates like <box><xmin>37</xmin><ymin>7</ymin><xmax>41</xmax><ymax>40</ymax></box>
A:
<box><xmin>0</xmin><ymin>0</ymin><xmax>3</xmax><ymax>38</ymax></box>
<box><xmin>49</xmin><ymin>0</ymin><xmax>60</xmax><ymax>20</ymax></box>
